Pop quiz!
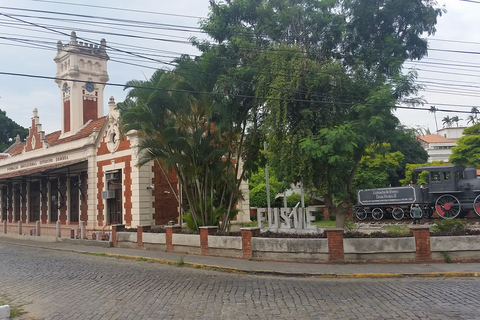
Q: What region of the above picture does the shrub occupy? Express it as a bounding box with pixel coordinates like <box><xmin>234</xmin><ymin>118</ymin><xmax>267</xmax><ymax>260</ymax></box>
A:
<box><xmin>249</xmin><ymin>184</ymin><xmax>276</xmax><ymax>208</ymax></box>
<box><xmin>382</xmin><ymin>225</ymin><xmax>410</xmax><ymax>236</ymax></box>
<box><xmin>286</xmin><ymin>193</ymin><xmax>311</xmax><ymax>207</ymax></box>
<box><xmin>312</xmin><ymin>210</ymin><xmax>324</xmax><ymax>221</ymax></box>
<box><xmin>257</xmin><ymin>231</ymin><xmax>326</xmax><ymax>238</ymax></box>
<box><xmin>431</xmin><ymin>219</ymin><xmax>467</xmax><ymax>233</ymax></box>
<box><xmin>441</xmin><ymin>251</ymin><xmax>452</xmax><ymax>263</ymax></box>
<box><xmin>242</xmin><ymin>221</ymin><xmax>258</xmax><ymax>228</ymax></box>
<box><xmin>344</xmin><ymin>220</ymin><xmax>356</xmax><ymax>232</ymax></box>
<box><xmin>344</xmin><ymin>231</ymin><xmax>412</xmax><ymax>238</ymax></box>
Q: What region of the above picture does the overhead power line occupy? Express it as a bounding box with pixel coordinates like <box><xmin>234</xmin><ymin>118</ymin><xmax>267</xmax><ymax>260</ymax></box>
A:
<box><xmin>0</xmin><ymin>70</ymin><xmax>477</xmax><ymax>115</ymax></box>
<box><xmin>29</xmin><ymin>0</ymin><xmax>206</xmax><ymax>19</ymax></box>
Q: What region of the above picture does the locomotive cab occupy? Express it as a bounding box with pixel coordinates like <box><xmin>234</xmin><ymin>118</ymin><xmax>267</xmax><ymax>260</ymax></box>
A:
<box><xmin>415</xmin><ymin>164</ymin><xmax>465</xmax><ymax>194</ymax></box>
<box><xmin>414</xmin><ymin>164</ymin><xmax>477</xmax><ymax>218</ymax></box>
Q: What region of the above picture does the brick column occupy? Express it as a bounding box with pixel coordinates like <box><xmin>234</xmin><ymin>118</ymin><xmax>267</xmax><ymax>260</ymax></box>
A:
<box><xmin>410</xmin><ymin>225</ymin><xmax>431</xmax><ymax>262</ymax></box>
<box><xmin>240</xmin><ymin>227</ymin><xmax>261</xmax><ymax>259</ymax></box>
<box><xmin>111</xmin><ymin>224</ymin><xmax>125</xmax><ymax>247</ymax></box>
<box><xmin>326</xmin><ymin>228</ymin><xmax>344</xmax><ymax>263</ymax></box>
<box><xmin>166</xmin><ymin>225</ymin><xmax>182</xmax><ymax>252</ymax></box>
<box><xmin>323</xmin><ymin>209</ymin><xmax>329</xmax><ymax>221</ymax></box>
<box><xmin>200</xmin><ymin>226</ymin><xmax>218</xmax><ymax>255</ymax></box>
<box><xmin>137</xmin><ymin>225</ymin><xmax>152</xmax><ymax>247</ymax></box>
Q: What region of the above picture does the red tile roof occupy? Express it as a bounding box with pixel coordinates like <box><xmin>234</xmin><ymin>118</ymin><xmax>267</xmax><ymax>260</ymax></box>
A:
<box><xmin>5</xmin><ymin>117</ymin><xmax>106</xmax><ymax>157</ymax></box>
<box><xmin>416</xmin><ymin>135</ymin><xmax>457</xmax><ymax>143</ymax></box>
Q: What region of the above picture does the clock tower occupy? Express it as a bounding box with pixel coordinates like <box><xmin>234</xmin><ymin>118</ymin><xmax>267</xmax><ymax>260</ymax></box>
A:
<box><xmin>54</xmin><ymin>31</ymin><xmax>109</xmax><ymax>135</ymax></box>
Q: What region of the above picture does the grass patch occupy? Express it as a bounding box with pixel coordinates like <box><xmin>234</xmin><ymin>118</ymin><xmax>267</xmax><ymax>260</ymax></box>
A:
<box><xmin>84</xmin><ymin>252</ymin><xmax>107</xmax><ymax>257</ymax></box>
<box><xmin>382</xmin><ymin>225</ymin><xmax>410</xmax><ymax>236</ymax></box>
<box><xmin>312</xmin><ymin>220</ymin><xmax>336</xmax><ymax>227</ymax></box>
<box><xmin>0</xmin><ymin>297</ymin><xmax>29</xmax><ymax>318</ymax></box>
<box><xmin>136</xmin><ymin>257</ymin><xmax>149</xmax><ymax>262</ymax></box>
<box><xmin>177</xmin><ymin>256</ymin><xmax>184</xmax><ymax>267</ymax></box>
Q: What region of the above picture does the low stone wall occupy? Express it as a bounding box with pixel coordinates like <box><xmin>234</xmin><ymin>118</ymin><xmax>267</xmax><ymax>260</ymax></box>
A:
<box><xmin>5</xmin><ymin>221</ymin><xmax>480</xmax><ymax>264</ymax></box>
<box><xmin>344</xmin><ymin>238</ymin><xmax>415</xmax><ymax>261</ymax></box>
<box><xmin>252</xmin><ymin>238</ymin><xmax>328</xmax><ymax>261</ymax></box>
<box><xmin>172</xmin><ymin>234</ymin><xmax>201</xmax><ymax>253</ymax></box>
<box><xmin>117</xmin><ymin>232</ymin><xmax>138</xmax><ymax>248</ymax></box>
<box><xmin>431</xmin><ymin>235</ymin><xmax>480</xmax><ymax>260</ymax></box>
<box><xmin>208</xmin><ymin>235</ymin><xmax>242</xmax><ymax>257</ymax></box>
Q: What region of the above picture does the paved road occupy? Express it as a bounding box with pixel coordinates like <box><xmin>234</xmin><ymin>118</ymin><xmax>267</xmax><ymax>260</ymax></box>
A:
<box><xmin>1</xmin><ymin>243</ymin><xmax>479</xmax><ymax>320</ymax></box>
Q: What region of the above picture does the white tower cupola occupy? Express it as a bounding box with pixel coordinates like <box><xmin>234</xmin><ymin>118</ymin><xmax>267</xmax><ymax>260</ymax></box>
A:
<box><xmin>54</xmin><ymin>31</ymin><xmax>109</xmax><ymax>136</ymax></box>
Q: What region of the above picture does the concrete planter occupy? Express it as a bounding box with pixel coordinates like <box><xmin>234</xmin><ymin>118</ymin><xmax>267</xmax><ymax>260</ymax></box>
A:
<box><xmin>143</xmin><ymin>233</ymin><xmax>166</xmax><ymax>250</ymax></box>
<box><xmin>431</xmin><ymin>235</ymin><xmax>480</xmax><ymax>260</ymax></box>
<box><xmin>208</xmin><ymin>235</ymin><xmax>243</xmax><ymax>257</ymax></box>
<box><xmin>252</xmin><ymin>238</ymin><xmax>329</xmax><ymax>261</ymax></box>
<box><xmin>172</xmin><ymin>233</ymin><xmax>201</xmax><ymax>253</ymax></box>
<box><xmin>344</xmin><ymin>237</ymin><xmax>415</xmax><ymax>261</ymax></box>
<box><xmin>116</xmin><ymin>232</ymin><xmax>137</xmax><ymax>248</ymax></box>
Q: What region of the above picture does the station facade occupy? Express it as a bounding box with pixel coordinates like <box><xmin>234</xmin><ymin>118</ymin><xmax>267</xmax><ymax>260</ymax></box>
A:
<box><xmin>0</xmin><ymin>32</ymin><xmax>250</xmax><ymax>235</ymax></box>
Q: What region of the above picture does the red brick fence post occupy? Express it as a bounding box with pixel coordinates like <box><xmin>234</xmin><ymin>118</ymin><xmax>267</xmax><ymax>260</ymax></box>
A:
<box><xmin>111</xmin><ymin>224</ymin><xmax>125</xmax><ymax>247</ymax></box>
<box><xmin>200</xmin><ymin>226</ymin><xmax>218</xmax><ymax>255</ymax></box>
<box><xmin>136</xmin><ymin>225</ymin><xmax>151</xmax><ymax>247</ymax></box>
<box><xmin>165</xmin><ymin>225</ymin><xmax>182</xmax><ymax>252</ymax></box>
<box><xmin>326</xmin><ymin>228</ymin><xmax>345</xmax><ymax>263</ymax></box>
<box><xmin>240</xmin><ymin>227</ymin><xmax>261</xmax><ymax>259</ymax></box>
<box><xmin>410</xmin><ymin>225</ymin><xmax>431</xmax><ymax>262</ymax></box>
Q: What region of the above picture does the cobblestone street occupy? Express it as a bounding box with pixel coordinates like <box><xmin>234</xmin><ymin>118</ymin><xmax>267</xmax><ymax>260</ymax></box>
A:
<box><xmin>1</xmin><ymin>243</ymin><xmax>479</xmax><ymax>319</ymax></box>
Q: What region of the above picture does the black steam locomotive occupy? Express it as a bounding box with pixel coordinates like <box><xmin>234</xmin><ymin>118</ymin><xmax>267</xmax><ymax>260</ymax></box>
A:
<box><xmin>355</xmin><ymin>164</ymin><xmax>480</xmax><ymax>220</ymax></box>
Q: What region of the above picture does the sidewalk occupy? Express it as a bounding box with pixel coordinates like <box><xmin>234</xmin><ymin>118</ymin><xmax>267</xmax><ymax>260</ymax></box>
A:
<box><xmin>1</xmin><ymin>234</ymin><xmax>480</xmax><ymax>278</ymax></box>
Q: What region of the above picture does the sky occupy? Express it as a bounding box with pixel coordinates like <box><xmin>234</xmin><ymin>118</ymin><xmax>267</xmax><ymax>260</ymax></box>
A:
<box><xmin>1</xmin><ymin>0</ymin><xmax>480</xmax><ymax>136</ymax></box>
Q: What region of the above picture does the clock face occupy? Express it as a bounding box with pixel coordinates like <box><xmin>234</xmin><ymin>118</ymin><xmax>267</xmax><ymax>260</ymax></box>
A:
<box><xmin>63</xmin><ymin>83</ymin><xmax>69</xmax><ymax>94</ymax></box>
<box><xmin>85</xmin><ymin>82</ymin><xmax>94</xmax><ymax>92</ymax></box>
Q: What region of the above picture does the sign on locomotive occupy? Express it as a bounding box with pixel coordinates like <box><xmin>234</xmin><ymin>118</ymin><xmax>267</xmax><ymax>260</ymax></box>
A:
<box><xmin>355</xmin><ymin>165</ymin><xmax>480</xmax><ymax>220</ymax></box>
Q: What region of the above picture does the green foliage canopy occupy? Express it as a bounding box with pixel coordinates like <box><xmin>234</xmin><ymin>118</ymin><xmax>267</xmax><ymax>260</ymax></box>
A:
<box><xmin>202</xmin><ymin>0</ymin><xmax>444</xmax><ymax>228</ymax></box>
<box><xmin>249</xmin><ymin>184</ymin><xmax>277</xmax><ymax>208</ymax></box>
<box><xmin>450</xmin><ymin>123</ymin><xmax>480</xmax><ymax>168</ymax></box>
<box><xmin>0</xmin><ymin>109</ymin><xmax>28</xmax><ymax>152</ymax></box>
<box><xmin>118</xmin><ymin>53</ymin><xmax>261</xmax><ymax>231</ymax></box>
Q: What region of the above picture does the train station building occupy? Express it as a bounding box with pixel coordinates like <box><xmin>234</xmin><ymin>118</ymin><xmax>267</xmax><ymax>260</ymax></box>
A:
<box><xmin>0</xmin><ymin>32</ymin><xmax>250</xmax><ymax>236</ymax></box>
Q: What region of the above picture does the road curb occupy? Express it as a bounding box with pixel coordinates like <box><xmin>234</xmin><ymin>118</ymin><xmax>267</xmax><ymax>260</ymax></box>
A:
<box><xmin>2</xmin><ymin>240</ymin><xmax>480</xmax><ymax>278</ymax></box>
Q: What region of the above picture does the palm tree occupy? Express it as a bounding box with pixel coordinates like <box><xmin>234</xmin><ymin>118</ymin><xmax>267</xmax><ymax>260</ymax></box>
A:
<box><xmin>451</xmin><ymin>116</ymin><xmax>461</xmax><ymax>127</ymax></box>
<box><xmin>470</xmin><ymin>107</ymin><xmax>479</xmax><ymax>124</ymax></box>
<box><xmin>467</xmin><ymin>115</ymin><xmax>476</xmax><ymax>125</ymax></box>
<box><xmin>118</xmin><ymin>54</ymin><xmax>257</xmax><ymax>231</ymax></box>
<box><xmin>442</xmin><ymin>115</ymin><xmax>452</xmax><ymax>128</ymax></box>
<box><xmin>429</xmin><ymin>106</ymin><xmax>439</xmax><ymax>132</ymax></box>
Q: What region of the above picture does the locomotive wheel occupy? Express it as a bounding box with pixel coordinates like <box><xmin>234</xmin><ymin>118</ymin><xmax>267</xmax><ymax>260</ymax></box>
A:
<box><xmin>371</xmin><ymin>207</ymin><xmax>383</xmax><ymax>220</ymax></box>
<box><xmin>435</xmin><ymin>194</ymin><xmax>461</xmax><ymax>219</ymax></box>
<box><xmin>422</xmin><ymin>208</ymin><xmax>432</xmax><ymax>219</ymax></box>
<box><xmin>474</xmin><ymin>195</ymin><xmax>480</xmax><ymax>217</ymax></box>
<box><xmin>392</xmin><ymin>207</ymin><xmax>404</xmax><ymax>220</ymax></box>
<box><xmin>355</xmin><ymin>208</ymin><xmax>367</xmax><ymax>221</ymax></box>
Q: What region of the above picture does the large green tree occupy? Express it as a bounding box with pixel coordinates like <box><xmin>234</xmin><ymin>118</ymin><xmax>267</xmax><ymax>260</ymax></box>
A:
<box><xmin>353</xmin><ymin>143</ymin><xmax>404</xmax><ymax>190</ymax></box>
<box><xmin>0</xmin><ymin>109</ymin><xmax>28</xmax><ymax>152</ymax></box>
<box><xmin>450</xmin><ymin>123</ymin><xmax>480</xmax><ymax>168</ymax></box>
<box><xmin>387</xmin><ymin>125</ymin><xmax>429</xmax><ymax>186</ymax></box>
<box><xmin>201</xmin><ymin>0</ymin><xmax>444</xmax><ymax>227</ymax></box>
